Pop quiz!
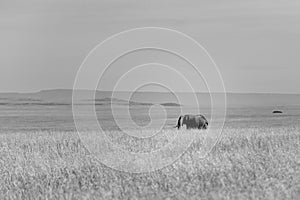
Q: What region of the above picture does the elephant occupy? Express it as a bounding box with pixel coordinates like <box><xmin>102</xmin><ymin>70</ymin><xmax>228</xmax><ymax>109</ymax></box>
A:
<box><xmin>175</xmin><ymin>114</ymin><xmax>208</xmax><ymax>130</ymax></box>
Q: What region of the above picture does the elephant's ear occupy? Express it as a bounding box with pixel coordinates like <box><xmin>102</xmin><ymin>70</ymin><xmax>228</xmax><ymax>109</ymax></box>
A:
<box><xmin>176</xmin><ymin>115</ymin><xmax>182</xmax><ymax>129</ymax></box>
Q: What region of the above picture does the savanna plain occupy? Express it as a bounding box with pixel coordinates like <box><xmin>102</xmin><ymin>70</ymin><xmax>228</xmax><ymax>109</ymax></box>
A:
<box><xmin>0</xmin><ymin>92</ymin><xmax>300</xmax><ymax>200</ymax></box>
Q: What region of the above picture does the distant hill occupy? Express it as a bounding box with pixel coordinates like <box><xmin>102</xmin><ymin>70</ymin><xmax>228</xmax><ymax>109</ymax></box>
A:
<box><xmin>1</xmin><ymin>89</ymin><xmax>300</xmax><ymax>107</ymax></box>
<box><xmin>160</xmin><ymin>103</ymin><xmax>181</xmax><ymax>107</ymax></box>
<box><xmin>85</xmin><ymin>98</ymin><xmax>153</xmax><ymax>106</ymax></box>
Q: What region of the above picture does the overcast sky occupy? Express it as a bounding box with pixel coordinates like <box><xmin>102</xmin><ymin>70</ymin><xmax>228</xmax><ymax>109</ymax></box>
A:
<box><xmin>0</xmin><ymin>0</ymin><xmax>299</xmax><ymax>93</ymax></box>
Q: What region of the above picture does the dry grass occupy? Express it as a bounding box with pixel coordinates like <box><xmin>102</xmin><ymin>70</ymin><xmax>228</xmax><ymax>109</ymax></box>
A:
<box><xmin>0</xmin><ymin>127</ymin><xmax>300</xmax><ymax>200</ymax></box>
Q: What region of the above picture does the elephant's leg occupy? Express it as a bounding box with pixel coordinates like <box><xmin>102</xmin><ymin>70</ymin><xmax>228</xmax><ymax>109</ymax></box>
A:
<box><xmin>186</xmin><ymin>124</ymin><xmax>190</xmax><ymax>129</ymax></box>
<box><xmin>198</xmin><ymin>123</ymin><xmax>203</xmax><ymax>129</ymax></box>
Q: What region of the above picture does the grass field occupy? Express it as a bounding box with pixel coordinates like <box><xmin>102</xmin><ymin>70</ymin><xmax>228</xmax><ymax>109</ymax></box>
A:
<box><xmin>0</xmin><ymin>127</ymin><xmax>300</xmax><ymax>200</ymax></box>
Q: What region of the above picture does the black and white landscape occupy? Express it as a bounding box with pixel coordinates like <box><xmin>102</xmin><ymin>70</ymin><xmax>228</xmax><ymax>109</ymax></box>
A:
<box><xmin>1</xmin><ymin>1</ymin><xmax>300</xmax><ymax>199</ymax></box>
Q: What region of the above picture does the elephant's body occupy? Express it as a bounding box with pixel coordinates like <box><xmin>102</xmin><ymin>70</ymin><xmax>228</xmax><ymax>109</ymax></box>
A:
<box><xmin>176</xmin><ymin>114</ymin><xmax>208</xmax><ymax>130</ymax></box>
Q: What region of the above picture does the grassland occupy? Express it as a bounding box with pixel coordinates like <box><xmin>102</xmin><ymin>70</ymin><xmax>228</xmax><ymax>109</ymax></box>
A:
<box><xmin>0</xmin><ymin>127</ymin><xmax>300</xmax><ymax>200</ymax></box>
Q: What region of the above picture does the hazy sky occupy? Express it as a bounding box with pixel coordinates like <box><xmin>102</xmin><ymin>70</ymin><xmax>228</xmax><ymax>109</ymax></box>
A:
<box><xmin>0</xmin><ymin>0</ymin><xmax>299</xmax><ymax>93</ymax></box>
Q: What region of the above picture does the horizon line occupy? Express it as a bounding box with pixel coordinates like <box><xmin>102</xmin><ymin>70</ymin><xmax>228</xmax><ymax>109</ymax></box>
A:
<box><xmin>1</xmin><ymin>88</ymin><xmax>300</xmax><ymax>95</ymax></box>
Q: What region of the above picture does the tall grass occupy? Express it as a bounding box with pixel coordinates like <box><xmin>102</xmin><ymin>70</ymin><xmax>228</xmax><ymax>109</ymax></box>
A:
<box><xmin>0</xmin><ymin>127</ymin><xmax>299</xmax><ymax>199</ymax></box>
